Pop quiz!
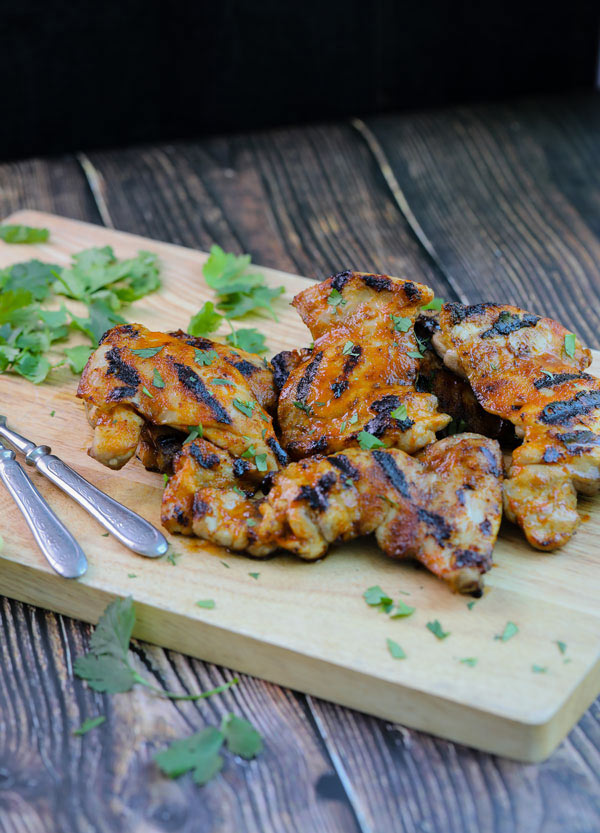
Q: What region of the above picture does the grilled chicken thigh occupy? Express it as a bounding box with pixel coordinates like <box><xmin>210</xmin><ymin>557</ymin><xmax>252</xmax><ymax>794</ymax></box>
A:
<box><xmin>185</xmin><ymin>434</ymin><xmax>503</xmax><ymax>595</ymax></box>
<box><xmin>78</xmin><ymin>324</ymin><xmax>287</xmax><ymax>480</ymax></box>
<box><xmin>275</xmin><ymin>271</ymin><xmax>451</xmax><ymax>459</ymax></box>
<box><xmin>437</xmin><ymin>302</ymin><xmax>598</xmax><ymax>549</ymax></box>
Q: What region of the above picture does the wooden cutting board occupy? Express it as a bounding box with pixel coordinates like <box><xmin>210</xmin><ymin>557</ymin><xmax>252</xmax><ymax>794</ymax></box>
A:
<box><xmin>1</xmin><ymin>210</ymin><xmax>599</xmax><ymax>763</ymax></box>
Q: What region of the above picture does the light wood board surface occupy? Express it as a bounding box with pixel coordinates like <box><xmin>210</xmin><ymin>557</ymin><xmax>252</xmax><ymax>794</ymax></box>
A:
<box><xmin>1</xmin><ymin>209</ymin><xmax>599</xmax><ymax>763</ymax></box>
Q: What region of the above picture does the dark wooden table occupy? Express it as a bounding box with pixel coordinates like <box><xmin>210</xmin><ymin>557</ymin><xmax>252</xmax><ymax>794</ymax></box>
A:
<box><xmin>1</xmin><ymin>91</ymin><xmax>600</xmax><ymax>833</ymax></box>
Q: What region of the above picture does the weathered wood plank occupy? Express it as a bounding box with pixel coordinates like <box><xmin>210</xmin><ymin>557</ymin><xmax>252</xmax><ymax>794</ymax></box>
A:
<box><xmin>0</xmin><ymin>156</ymin><xmax>360</xmax><ymax>833</ymax></box>
<box><xmin>362</xmin><ymin>93</ymin><xmax>600</xmax><ymax>346</ymax></box>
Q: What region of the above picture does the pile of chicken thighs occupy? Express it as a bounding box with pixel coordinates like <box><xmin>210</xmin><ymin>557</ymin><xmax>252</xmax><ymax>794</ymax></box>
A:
<box><xmin>78</xmin><ymin>271</ymin><xmax>600</xmax><ymax>595</ymax></box>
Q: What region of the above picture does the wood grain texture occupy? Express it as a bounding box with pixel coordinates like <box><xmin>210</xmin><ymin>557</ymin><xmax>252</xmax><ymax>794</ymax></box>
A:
<box><xmin>1</xmin><ymin>100</ymin><xmax>600</xmax><ymax>831</ymax></box>
<box><xmin>1</xmin><ymin>210</ymin><xmax>599</xmax><ymax>765</ymax></box>
<box><xmin>362</xmin><ymin>93</ymin><xmax>600</xmax><ymax>347</ymax></box>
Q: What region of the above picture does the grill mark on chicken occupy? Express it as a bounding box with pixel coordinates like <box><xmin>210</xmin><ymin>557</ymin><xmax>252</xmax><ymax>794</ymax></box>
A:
<box><xmin>233</xmin><ymin>458</ymin><xmax>250</xmax><ymax>477</ymax></box>
<box><xmin>106</xmin><ymin>347</ymin><xmax>141</xmax><ymax>388</ymax></box>
<box><xmin>296</xmin><ymin>472</ymin><xmax>337</xmax><ymax>511</ymax></box>
<box><xmin>558</xmin><ymin>430</ymin><xmax>600</xmax><ymax>446</ymax></box>
<box><xmin>417</xmin><ymin>508</ymin><xmax>452</xmax><ymax>544</ymax></box>
<box><xmin>108</xmin><ymin>385</ymin><xmax>138</xmax><ymax>402</ymax></box>
<box><xmin>99</xmin><ymin>324</ymin><xmax>139</xmax><ymax>344</ymax></box>
<box><xmin>365</xmin><ymin>395</ymin><xmax>415</xmax><ymax>436</ymax></box>
<box><xmin>480</xmin><ymin>311</ymin><xmax>540</xmax><ymax>338</ymax></box>
<box><xmin>168</xmin><ymin>330</ymin><xmax>214</xmax><ymax>350</ymax></box>
<box><xmin>190</xmin><ymin>444</ymin><xmax>221</xmax><ymax>469</ymax></box>
<box><xmin>227</xmin><ymin>357</ymin><xmax>258</xmax><ymax>377</ymax></box>
<box><xmin>267</xmin><ymin>436</ymin><xmax>289</xmax><ymax>466</ymax></box>
<box><xmin>533</xmin><ymin>371</ymin><xmax>592</xmax><ymax>390</ymax></box>
<box><xmin>193</xmin><ymin>495</ymin><xmax>210</xmax><ymax>518</ymax></box>
<box><xmin>543</xmin><ymin>448</ymin><xmax>561</xmax><ymax>463</ymax></box>
<box><xmin>402</xmin><ymin>282</ymin><xmax>421</xmax><ymax>301</ymax></box>
<box><xmin>329</xmin><ymin>454</ymin><xmax>360</xmax><ymax>480</ymax></box>
<box><xmin>539</xmin><ymin>390</ymin><xmax>600</xmax><ymax>425</ymax></box>
<box><xmin>361</xmin><ymin>273</ymin><xmax>392</xmax><ymax>292</ymax></box>
<box><xmin>454</xmin><ymin>549</ymin><xmax>490</xmax><ymax>568</ymax></box>
<box><xmin>331</xmin><ymin>380</ymin><xmax>349</xmax><ymax>398</ymax></box>
<box><xmin>296</xmin><ymin>351</ymin><xmax>324</xmax><ymax>402</ymax></box>
<box><xmin>174</xmin><ymin>362</ymin><xmax>232</xmax><ymax>424</ymax></box>
<box><xmin>446</xmin><ymin>302</ymin><xmax>497</xmax><ymax>325</ymax></box>
<box><xmin>271</xmin><ymin>352</ymin><xmax>293</xmax><ymax>392</ymax></box>
<box><xmin>479</xmin><ymin>518</ymin><xmax>492</xmax><ymax>535</ymax></box>
<box><xmin>372</xmin><ymin>450</ymin><xmax>410</xmax><ymax>497</ymax></box>
<box><xmin>481</xmin><ymin>445</ymin><xmax>503</xmax><ymax>478</ymax></box>
<box><xmin>330</xmin><ymin>270</ymin><xmax>352</xmax><ymax>292</ymax></box>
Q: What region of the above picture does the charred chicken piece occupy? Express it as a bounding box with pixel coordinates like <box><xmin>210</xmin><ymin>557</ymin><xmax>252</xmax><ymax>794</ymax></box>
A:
<box><xmin>416</xmin><ymin>312</ymin><xmax>515</xmax><ymax>444</ymax></box>
<box><xmin>78</xmin><ymin>324</ymin><xmax>286</xmax><ymax>480</ymax></box>
<box><xmin>275</xmin><ymin>271</ymin><xmax>451</xmax><ymax>459</ymax></box>
<box><xmin>437</xmin><ymin>302</ymin><xmax>598</xmax><ymax>550</ymax></box>
<box><xmin>187</xmin><ymin>434</ymin><xmax>503</xmax><ymax>595</ymax></box>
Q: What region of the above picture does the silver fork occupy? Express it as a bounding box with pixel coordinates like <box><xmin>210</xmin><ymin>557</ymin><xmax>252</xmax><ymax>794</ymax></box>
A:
<box><xmin>0</xmin><ymin>416</ymin><xmax>168</xmax><ymax>559</ymax></box>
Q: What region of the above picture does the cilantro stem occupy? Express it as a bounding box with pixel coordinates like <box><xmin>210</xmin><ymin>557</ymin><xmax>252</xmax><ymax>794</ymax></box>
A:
<box><xmin>131</xmin><ymin>671</ymin><xmax>238</xmax><ymax>701</ymax></box>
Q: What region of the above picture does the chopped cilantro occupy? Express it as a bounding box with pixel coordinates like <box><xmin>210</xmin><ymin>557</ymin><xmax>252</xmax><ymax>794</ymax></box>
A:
<box><xmin>74</xmin><ymin>596</ymin><xmax>235</xmax><ymax>700</ymax></box>
<box><xmin>211</xmin><ymin>377</ymin><xmax>234</xmax><ymax>386</ymax></box>
<box><xmin>293</xmin><ymin>400</ymin><xmax>312</xmax><ymax>414</ymax></box>
<box><xmin>132</xmin><ymin>346</ymin><xmax>164</xmax><ymax>358</ymax></box>
<box><xmin>357</xmin><ymin>430</ymin><xmax>386</xmax><ymax>450</ymax></box>
<box><xmin>226</xmin><ymin>328</ymin><xmax>267</xmax><ymax>354</ymax></box>
<box><xmin>467</xmin><ymin>600</ymin><xmax>476</xmax><ymax>610</ymax></box>
<box><xmin>564</xmin><ymin>332</ymin><xmax>576</xmax><ymax>358</ymax></box>
<box><xmin>194</xmin><ymin>348</ymin><xmax>218</xmax><ymax>366</ymax></box>
<box><xmin>220</xmin><ymin>561</ymin><xmax>230</xmax><ymax>568</ymax></box>
<box><xmin>188</xmin><ymin>301</ymin><xmax>222</xmax><ymax>337</ymax></box>
<box><xmin>340</xmin><ymin>420</ymin><xmax>347</xmax><ymax>432</ymax></box>
<box><xmin>327</xmin><ymin>288</ymin><xmax>346</xmax><ymax>310</ymax></box>
<box><xmin>390</xmin><ymin>314</ymin><xmax>411</xmax><ymax>332</ymax></box>
<box><xmin>378</xmin><ymin>494</ymin><xmax>398</xmax><ymax>507</ymax></box>
<box><xmin>50</xmin><ymin>410</ymin><xmax>55</xmax><ymax>417</ymax></box>
<box><xmin>196</xmin><ymin>599</ymin><xmax>216</xmax><ymax>609</ymax></box>
<box><xmin>233</xmin><ymin>486</ymin><xmax>246</xmax><ymax>497</ymax></box>
<box><xmin>153</xmin><ymin>368</ymin><xmax>165</xmax><ymax>388</ymax></box>
<box><xmin>349</xmin><ymin>413</ymin><xmax>358</xmax><ymax>424</ymax></box>
<box><xmin>127</xmin><ymin>573</ymin><xmax>137</xmax><ymax>578</ymax></box>
<box><xmin>386</xmin><ymin>639</ymin><xmax>406</xmax><ymax>659</ymax></box>
<box><xmin>407</xmin><ymin>350</ymin><xmax>424</xmax><ymax>359</ymax></box>
<box><xmin>0</xmin><ymin>224</ymin><xmax>49</xmax><ymax>244</ymax></box>
<box><xmin>233</xmin><ymin>399</ymin><xmax>255</xmax><ymax>417</ymax></box>
<box><xmin>247</xmin><ymin>519</ymin><xmax>256</xmax><ymax>527</ymax></box>
<box><xmin>255</xmin><ymin>453</ymin><xmax>268</xmax><ymax>472</ymax></box>
<box><xmin>532</xmin><ymin>664</ymin><xmax>547</xmax><ymax>673</ymax></box>
<box><xmin>389</xmin><ymin>599</ymin><xmax>415</xmax><ymax>618</ymax></box>
<box><xmin>342</xmin><ymin>340</ymin><xmax>355</xmax><ymax>355</ymax></box>
<box><xmin>426</xmin><ymin>620</ymin><xmax>450</xmax><ymax>640</ymax></box>
<box><xmin>495</xmin><ymin>621</ymin><xmax>519</xmax><ymax>642</ymax></box>
<box><xmin>391</xmin><ymin>404</ymin><xmax>408</xmax><ymax>421</ymax></box>
<box><xmin>163</xmin><ymin>473</ymin><xmax>169</xmax><ymax>486</ymax></box>
<box><xmin>459</xmin><ymin>657</ymin><xmax>478</xmax><ymax>667</ymax></box>
<box><xmin>183</xmin><ymin>425</ymin><xmax>203</xmax><ymax>444</ymax></box>
<box><xmin>363</xmin><ymin>586</ymin><xmax>393</xmax><ymax>607</ymax></box>
<box><xmin>555</xmin><ymin>640</ymin><xmax>567</xmax><ymax>655</ymax></box>
<box><xmin>248</xmin><ymin>572</ymin><xmax>260</xmax><ymax>579</ymax></box>
<box><xmin>141</xmin><ymin>385</ymin><xmax>154</xmax><ymax>398</ymax></box>
<box><xmin>72</xmin><ymin>715</ymin><xmax>106</xmax><ymax>736</ymax></box>
<box><xmin>421</xmin><ymin>297</ymin><xmax>444</xmax><ymax>311</ymax></box>
<box><xmin>166</xmin><ymin>550</ymin><xmax>180</xmax><ymax>565</ymax></box>
<box><xmin>241</xmin><ymin>445</ymin><xmax>256</xmax><ymax>459</ymax></box>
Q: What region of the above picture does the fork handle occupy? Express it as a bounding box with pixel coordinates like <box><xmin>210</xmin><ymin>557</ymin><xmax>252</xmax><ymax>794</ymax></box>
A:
<box><xmin>30</xmin><ymin>449</ymin><xmax>168</xmax><ymax>558</ymax></box>
<box><xmin>0</xmin><ymin>447</ymin><xmax>87</xmax><ymax>578</ymax></box>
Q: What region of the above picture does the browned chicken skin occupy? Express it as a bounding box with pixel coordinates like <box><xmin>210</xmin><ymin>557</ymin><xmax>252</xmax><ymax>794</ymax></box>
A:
<box><xmin>275</xmin><ymin>271</ymin><xmax>451</xmax><ymax>458</ymax></box>
<box><xmin>78</xmin><ymin>324</ymin><xmax>287</xmax><ymax>479</ymax></box>
<box><xmin>179</xmin><ymin>434</ymin><xmax>503</xmax><ymax>595</ymax></box>
<box><xmin>437</xmin><ymin>302</ymin><xmax>599</xmax><ymax>550</ymax></box>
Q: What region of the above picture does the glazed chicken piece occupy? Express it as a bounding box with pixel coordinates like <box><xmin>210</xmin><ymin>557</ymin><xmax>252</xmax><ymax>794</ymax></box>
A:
<box><xmin>78</xmin><ymin>324</ymin><xmax>287</xmax><ymax>481</ymax></box>
<box><xmin>185</xmin><ymin>434</ymin><xmax>503</xmax><ymax>595</ymax></box>
<box><xmin>436</xmin><ymin>302</ymin><xmax>599</xmax><ymax>550</ymax></box>
<box><xmin>275</xmin><ymin>271</ymin><xmax>451</xmax><ymax>459</ymax></box>
<box><xmin>415</xmin><ymin>312</ymin><xmax>515</xmax><ymax>444</ymax></box>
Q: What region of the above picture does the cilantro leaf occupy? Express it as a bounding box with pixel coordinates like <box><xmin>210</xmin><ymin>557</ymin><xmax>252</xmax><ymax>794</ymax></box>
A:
<box><xmin>327</xmin><ymin>288</ymin><xmax>346</xmax><ymax>310</ymax></box>
<box><xmin>407</xmin><ymin>350</ymin><xmax>424</xmax><ymax>359</ymax></box>
<box><xmin>210</xmin><ymin>377</ymin><xmax>234</xmax><ymax>386</ymax></box>
<box><xmin>459</xmin><ymin>657</ymin><xmax>478</xmax><ymax>667</ymax></box>
<box><xmin>153</xmin><ymin>368</ymin><xmax>165</xmax><ymax>388</ymax></box>
<box><xmin>0</xmin><ymin>287</ymin><xmax>34</xmax><ymax>325</ymax></box>
<box><xmin>555</xmin><ymin>640</ymin><xmax>567</xmax><ymax>654</ymax></box>
<box><xmin>342</xmin><ymin>340</ymin><xmax>355</xmax><ymax>355</ymax></box>
<box><xmin>426</xmin><ymin>620</ymin><xmax>450</xmax><ymax>640</ymax></box>
<box><xmin>357</xmin><ymin>431</ymin><xmax>386</xmax><ymax>450</ymax></box>
<box><xmin>255</xmin><ymin>453</ymin><xmax>268</xmax><ymax>472</ymax></box>
<box><xmin>386</xmin><ymin>639</ymin><xmax>406</xmax><ymax>659</ymax></box>
<box><xmin>1</xmin><ymin>260</ymin><xmax>59</xmax><ymax>300</ymax></box>
<box><xmin>391</xmin><ymin>404</ymin><xmax>408</xmax><ymax>421</ymax></box>
<box><xmin>226</xmin><ymin>328</ymin><xmax>267</xmax><ymax>354</ymax></box>
<box><xmin>196</xmin><ymin>599</ymin><xmax>216</xmax><ymax>609</ymax></box>
<box><xmin>72</xmin><ymin>715</ymin><xmax>106</xmax><ymax>736</ymax></box>
<box><xmin>249</xmin><ymin>572</ymin><xmax>260</xmax><ymax>579</ymax></box>
<box><xmin>64</xmin><ymin>345</ymin><xmax>93</xmax><ymax>374</ymax></box>
<box><xmin>188</xmin><ymin>301</ymin><xmax>223</xmax><ymax>337</ymax></box>
<box><xmin>73</xmin><ymin>653</ymin><xmax>137</xmax><ymax>694</ymax></box>
<box><xmin>293</xmin><ymin>400</ymin><xmax>311</xmax><ymax>414</ymax></box>
<box><xmin>13</xmin><ymin>351</ymin><xmax>51</xmax><ymax>384</ymax></box>
<box><xmin>183</xmin><ymin>425</ymin><xmax>203</xmax><ymax>444</ymax></box>
<box><xmin>389</xmin><ymin>599</ymin><xmax>415</xmax><ymax>618</ymax></box>
<box><xmin>218</xmin><ymin>285</ymin><xmax>284</xmax><ymax>320</ymax></box>
<box><xmin>421</xmin><ymin>297</ymin><xmax>444</xmax><ymax>311</ymax></box>
<box><xmin>564</xmin><ymin>332</ymin><xmax>576</xmax><ymax>358</ymax></box>
<box><xmin>495</xmin><ymin>621</ymin><xmax>519</xmax><ymax>642</ymax></box>
<box><xmin>233</xmin><ymin>399</ymin><xmax>255</xmax><ymax>417</ymax></box>
<box><xmin>131</xmin><ymin>346</ymin><xmax>164</xmax><ymax>358</ymax></box>
<box><xmin>70</xmin><ymin>299</ymin><xmax>126</xmax><ymax>345</ymax></box>
<box><xmin>194</xmin><ymin>348</ymin><xmax>218</xmax><ymax>366</ymax></box>
<box><xmin>0</xmin><ymin>224</ymin><xmax>49</xmax><ymax>244</ymax></box>
<box><xmin>390</xmin><ymin>315</ymin><xmax>411</xmax><ymax>332</ymax></box>
<box><xmin>221</xmin><ymin>713</ymin><xmax>263</xmax><ymax>759</ymax></box>
<box><xmin>363</xmin><ymin>586</ymin><xmax>393</xmax><ymax>606</ymax></box>
<box><xmin>532</xmin><ymin>664</ymin><xmax>547</xmax><ymax>673</ymax></box>
<box><xmin>155</xmin><ymin>727</ymin><xmax>225</xmax><ymax>782</ymax></box>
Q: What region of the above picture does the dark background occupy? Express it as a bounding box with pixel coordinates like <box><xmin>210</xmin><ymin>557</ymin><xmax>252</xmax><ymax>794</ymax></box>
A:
<box><xmin>2</xmin><ymin>0</ymin><xmax>599</xmax><ymax>160</ymax></box>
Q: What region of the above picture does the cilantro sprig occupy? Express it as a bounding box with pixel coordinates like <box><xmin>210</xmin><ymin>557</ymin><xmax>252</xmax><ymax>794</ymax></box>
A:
<box><xmin>0</xmin><ymin>224</ymin><xmax>49</xmax><ymax>244</ymax></box>
<box><xmin>0</xmin><ymin>247</ymin><xmax>161</xmax><ymax>384</ymax></box>
<box><xmin>74</xmin><ymin>596</ymin><xmax>236</xmax><ymax>700</ymax></box>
